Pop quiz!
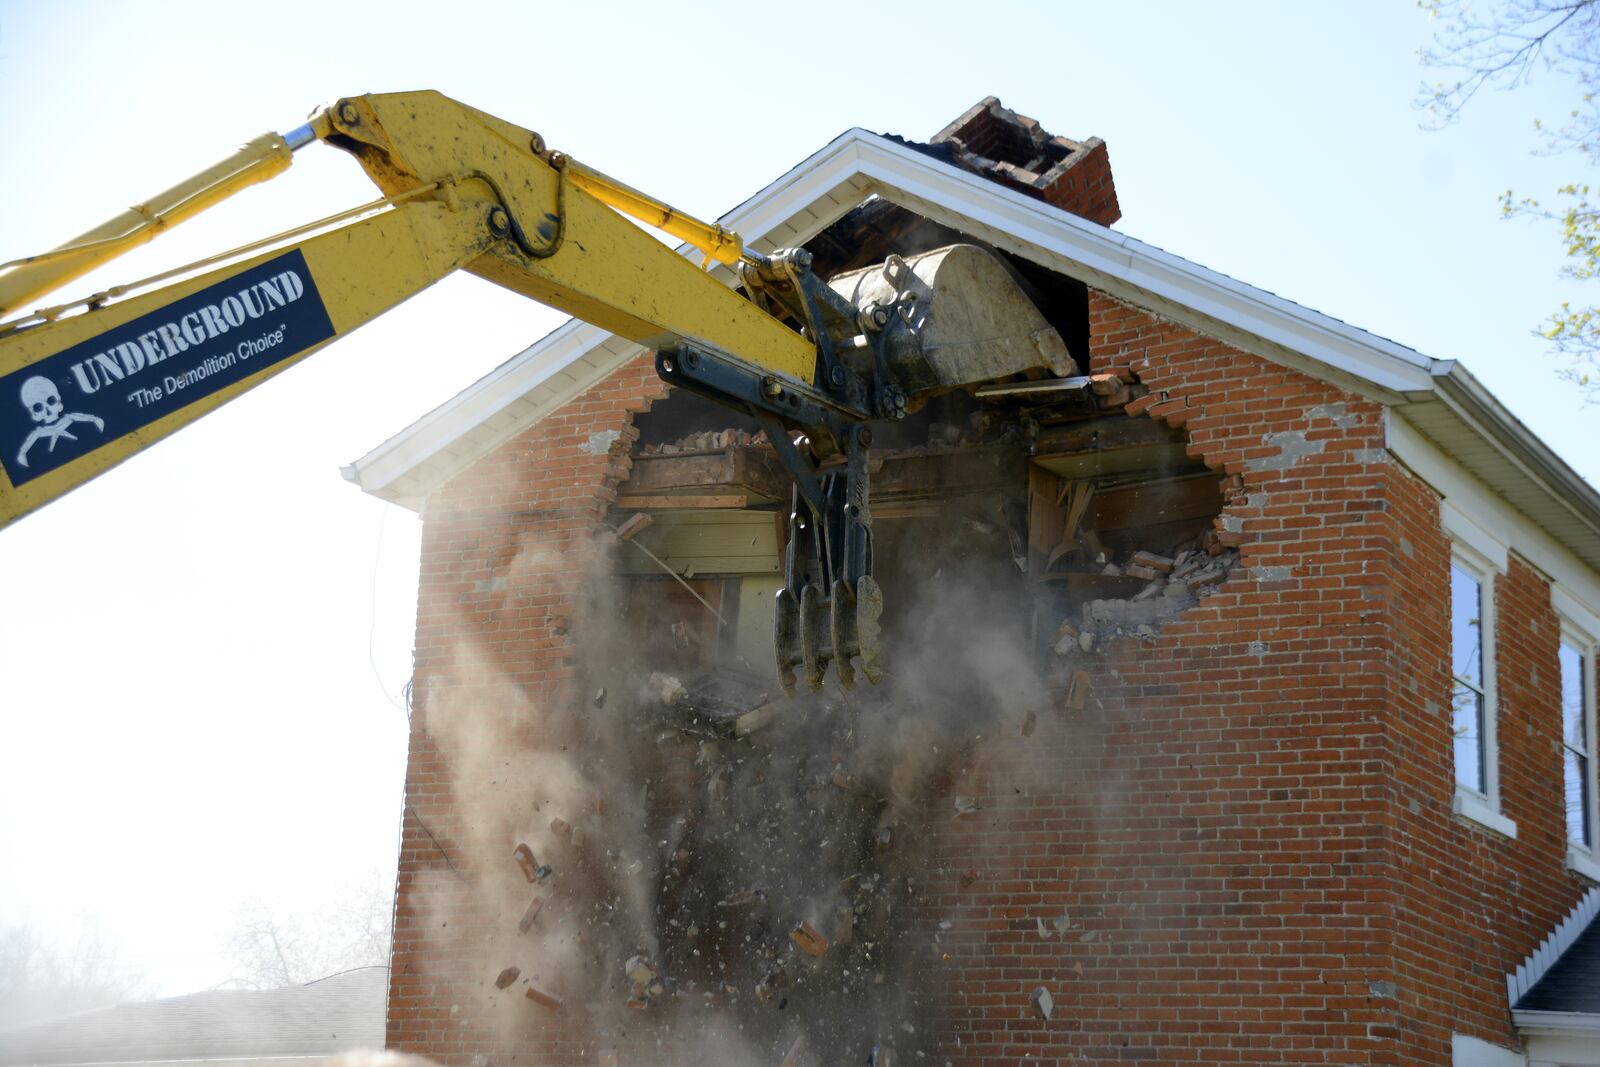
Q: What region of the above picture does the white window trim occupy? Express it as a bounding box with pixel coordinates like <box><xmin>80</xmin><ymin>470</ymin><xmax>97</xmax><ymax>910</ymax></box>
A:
<box><xmin>1556</xmin><ymin>611</ymin><xmax>1599</xmax><ymax>879</ymax></box>
<box><xmin>1449</xmin><ymin>537</ymin><xmax>1517</xmax><ymax>839</ymax></box>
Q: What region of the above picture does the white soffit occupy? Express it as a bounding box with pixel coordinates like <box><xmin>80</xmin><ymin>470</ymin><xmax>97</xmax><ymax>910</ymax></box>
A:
<box><xmin>344</xmin><ymin>130</ymin><xmax>1600</xmax><ymax>579</ymax></box>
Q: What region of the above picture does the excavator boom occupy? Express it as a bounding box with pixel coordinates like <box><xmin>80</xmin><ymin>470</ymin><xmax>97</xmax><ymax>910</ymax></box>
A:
<box><xmin>0</xmin><ymin>91</ymin><xmax>1074</xmax><ymax>692</ymax></box>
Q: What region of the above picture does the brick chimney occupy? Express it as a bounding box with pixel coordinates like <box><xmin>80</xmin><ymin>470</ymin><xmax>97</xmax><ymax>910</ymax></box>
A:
<box><xmin>931</xmin><ymin>96</ymin><xmax>1120</xmax><ymax>226</ymax></box>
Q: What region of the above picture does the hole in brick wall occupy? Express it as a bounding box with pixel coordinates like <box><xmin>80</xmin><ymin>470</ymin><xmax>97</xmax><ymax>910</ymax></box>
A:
<box><xmin>526</xmin><ymin>172</ymin><xmax>1218</xmax><ymax>1060</ymax></box>
<box><xmin>563</xmin><ymin>355</ymin><xmax>1237</xmax><ymax>1061</ymax></box>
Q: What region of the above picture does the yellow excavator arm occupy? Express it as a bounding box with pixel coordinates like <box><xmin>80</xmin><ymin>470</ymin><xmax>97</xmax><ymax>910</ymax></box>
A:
<box><xmin>0</xmin><ymin>91</ymin><xmax>814</xmax><ymax>528</ymax></box>
<box><xmin>0</xmin><ymin>90</ymin><xmax>1076</xmax><ymax>692</ymax></box>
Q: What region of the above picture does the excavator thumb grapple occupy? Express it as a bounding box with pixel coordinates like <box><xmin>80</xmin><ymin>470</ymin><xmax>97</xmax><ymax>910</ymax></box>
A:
<box><xmin>658</xmin><ymin>243</ymin><xmax>1071</xmax><ymax>694</ymax></box>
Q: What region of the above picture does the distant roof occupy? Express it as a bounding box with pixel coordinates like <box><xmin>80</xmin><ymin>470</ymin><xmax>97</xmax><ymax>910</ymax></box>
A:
<box><xmin>0</xmin><ymin>967</ymin><xmax>386</xmax><ymax>1066</ymax></box>
<box><xmin>1508</xmin><ymin>885</ymin><xmax>1600</xmax><ymax>1042</ymax></box>
<box><xmin>1517</xmin><ymin>919</ymin><xmax>1600</xmax><ymax>1015</ymax></box>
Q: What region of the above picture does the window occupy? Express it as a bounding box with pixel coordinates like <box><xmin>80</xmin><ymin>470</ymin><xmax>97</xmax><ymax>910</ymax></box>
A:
<box><xmin>1448</xmin><ymin>549</ymin><xmax>1516</xmax><ymax>838</ymax></box>
<box><xmin>1560</xmin><ymin>632</ymin><xmax>1597</xmax><ymax>859</ymax></box>
<box><xmin>1451</xmin><ymin>562</ymin><xmax>1489</xmax><ymax>795</ymax></box>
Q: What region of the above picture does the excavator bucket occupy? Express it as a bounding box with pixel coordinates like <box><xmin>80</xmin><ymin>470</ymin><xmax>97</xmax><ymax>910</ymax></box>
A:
<box><xmin>826</xmin><ymin>243</ymin><xmax>1073</xmax><ymax>405</ymax></box>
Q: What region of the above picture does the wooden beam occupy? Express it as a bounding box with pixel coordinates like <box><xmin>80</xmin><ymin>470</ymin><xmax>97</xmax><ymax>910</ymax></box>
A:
<box><xmin>1084</xmin><ymin>474</ymin><xmax>1223</xmax><ymax>532</ymax></box>
<box><xmin>623</xmin><ymin>446</ymin><xmax>788</xmax><ymax>501</ymax></box>
<box><xmin>872</xmin><ymin>445</ymin><xmax>1024</xmax><ymax>501</ymax></box>
<box><xmin>1033</xmin><ymin>414</ymin><xmax>1186</xmax><ymax>456</ymax></box>
<box><xmin>616</xmin><ymin>494</ymin><xmax>749</xmax><ymax>510</ymax></box>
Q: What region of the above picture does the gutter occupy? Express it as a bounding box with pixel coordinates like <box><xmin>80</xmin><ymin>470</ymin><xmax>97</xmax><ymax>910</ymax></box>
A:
<box><xmin>1432</xmin><ymin>361</ymin><xmax>1600</xmax><ymax>544</ymax></box>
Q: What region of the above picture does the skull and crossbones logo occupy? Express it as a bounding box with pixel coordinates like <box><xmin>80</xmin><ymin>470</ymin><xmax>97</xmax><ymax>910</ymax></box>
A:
<box><xmin>16</xmin><ymin>376</ymin><xmax>103</xmax><ymax>468</ymax></box>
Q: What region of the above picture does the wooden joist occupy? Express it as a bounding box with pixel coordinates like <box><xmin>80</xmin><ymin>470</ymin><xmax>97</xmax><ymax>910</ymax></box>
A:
<box><xmin>623</xmin><ymin>445</ymin><xmax>788</xmax><ymax>502</ymax></box>
<box><xmin>616</xmin><ymin>494</ymin><xmax>749</xmax><ymax>510</ymax></box>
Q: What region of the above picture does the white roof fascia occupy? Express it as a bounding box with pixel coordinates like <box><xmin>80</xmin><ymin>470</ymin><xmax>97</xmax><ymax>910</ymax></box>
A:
<box><xmin>342</xmin><ymin>318</ymin><xmax>619</xmax><ymax>503</ymax></box>
<box><xmin>1433</xmin><ymin>363</ymin><xmax>1600</xmax><ymax>543</ymax></box>
<box><xmin>841</xmin><ymin>132</ymin><xmax>1445</xmax><ymax>399</ymax></box>
<box><xmin>1513</xmin><ymin>1009</ymin><xmax>1600</xmax><ymax>1033</ymax></box>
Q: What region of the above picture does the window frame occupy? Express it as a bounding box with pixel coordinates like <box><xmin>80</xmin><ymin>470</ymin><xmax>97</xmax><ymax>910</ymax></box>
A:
<box><xmin>1554</xmin><ymin>584</ymin><xmax>1600</xmax><ymax>882</ymax></box>
<box><xmin>1448</xmin><ymin>540</ymin><xmax>1517</xmax><ymax>838</ymax></box>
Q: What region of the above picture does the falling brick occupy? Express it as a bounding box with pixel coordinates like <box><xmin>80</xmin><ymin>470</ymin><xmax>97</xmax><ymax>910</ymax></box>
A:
<box><xmin>1020</xmin><ymin>709</ymin><xmax>1038</xmax><ymax>737</ymax></box>
<box><xmin>614</xmin><ymin>512</ymin><xmax>653</xmax><ymax>542</ymax></box>
<box><xmin>1065</xmin><ymin>670</ymin><xmax>1090</xmax><ymax>711</ymax></box>
<box><xmin>524</xmin><ymin>984</ymin><xmax>563</xmax><ymax>1010</ymax></box>
<box><xmin>512</xmin><ymin>844</ymin><xmax>539</xmax><ymax>883</ymax></box>
<box><xmin>518</xmin><ymin>896</ymin><xmax>544</xmax><ymax>933</ymax></box>
<box><xmin>550</xmin><ymin>817</ymin><xmax>572</xmax><ymax>840</ymax></box>
<box><xmin>718</xmin><ymin>888</ymin><xmax>766</xmax><ymax>908</ymax></box>
<box><xmin>1131</xmin><ymin>550</ymin><xmax>1174</xmax><ymax>573</ymax></box>
<box><xmin>494</xmin><ymin>966</ymin><xmax>520</xmax><ymax>989</ymax></box>
<box><xmin>789</xmin><ymin>920</ymin><xmax>829</xmax><ymax>957</ymax></box>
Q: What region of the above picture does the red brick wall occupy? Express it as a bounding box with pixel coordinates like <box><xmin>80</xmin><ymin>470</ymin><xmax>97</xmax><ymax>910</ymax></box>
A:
<box><xmin>388</xmin><ymin>295</ymin><xmax>1594</xmax><ymax>1065</ymax></box>
<box><xmin>916</xmin><ymin>294</ymin><xmax>1401</xmax><ymax>1064</ymax></box>
<box><xmin>1382</xmin><ymin>547</ymin><xmax>1593</xmax><ymax>1056</ymax></box>
<box><xmin>388</xmin><ymin>357</ymin><xmax>664</xmax><ymax>1063</ymax></box>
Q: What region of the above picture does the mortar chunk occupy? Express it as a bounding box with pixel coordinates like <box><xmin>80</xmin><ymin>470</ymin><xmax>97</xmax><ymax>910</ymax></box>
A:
<box><xmin>518</xmin><ymin>896</ymin><xmax>544</xmax><ymax>934</ymax></box>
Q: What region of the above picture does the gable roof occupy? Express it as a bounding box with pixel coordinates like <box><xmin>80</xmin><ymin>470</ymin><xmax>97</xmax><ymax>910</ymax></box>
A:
<box><xmin>342</xmin><ymin>128</ymin><xmax>1600</xmax><ymax>579</ymax></box>
<box><xmin>0</xmin><ymin>967</ymin><xmax>386</xmax><ymax>1066</ymax></box>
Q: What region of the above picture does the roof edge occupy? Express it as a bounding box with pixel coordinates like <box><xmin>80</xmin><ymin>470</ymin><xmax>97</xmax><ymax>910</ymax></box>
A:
<box><xmin>1508</xmin><ymin>885</ymin><xmax>1600</xmax><ymax>1007</ymax></box>
<box><xmin>1434</xmin><ymin>363</ymin><xmax>1600</xmax><ymax>543</ymax></box>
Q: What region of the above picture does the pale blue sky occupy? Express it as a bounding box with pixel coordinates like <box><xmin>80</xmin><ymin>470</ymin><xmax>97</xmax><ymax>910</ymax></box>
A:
<box><xmin>0</xmin><ymin>0</ymin><xmax>1594</xmax><ymax>996</ymax></box>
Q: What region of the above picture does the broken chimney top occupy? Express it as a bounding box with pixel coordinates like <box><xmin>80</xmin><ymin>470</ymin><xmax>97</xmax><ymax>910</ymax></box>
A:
<box><xmin>931</xmin><ymin>96</ymin><xmax>1121</xmax><ymax>227</ymax></box>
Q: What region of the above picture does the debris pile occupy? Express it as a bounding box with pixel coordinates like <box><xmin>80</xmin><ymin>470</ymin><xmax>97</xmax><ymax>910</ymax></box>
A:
<box><xmin>1049</xmin><ymin>535</ymin><xmax>1240</xmax><ymax>656</ymax></box>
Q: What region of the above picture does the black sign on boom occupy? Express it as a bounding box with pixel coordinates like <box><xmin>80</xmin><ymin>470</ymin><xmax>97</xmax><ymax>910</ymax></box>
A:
<box><xmin>0</xmin><ymin>250</ymin><xmax>335</xmax><ymax>486</ymax></box>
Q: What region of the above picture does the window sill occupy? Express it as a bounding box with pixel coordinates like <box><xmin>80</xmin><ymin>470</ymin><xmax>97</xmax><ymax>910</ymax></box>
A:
<box><xmin>1453</xmin><ymin>790</ymin><xmax>1519</xmax><ymax>839</ymax></box>
<box><xmin>1567</xmin><ymin>846</ymin><xmax>1600</xmax><ymax>883</ymax></box>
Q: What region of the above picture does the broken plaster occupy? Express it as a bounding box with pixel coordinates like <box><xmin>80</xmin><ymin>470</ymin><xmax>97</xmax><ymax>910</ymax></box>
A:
<box><xmin>1307</xmin><ymin>402</ymin><xmax>1361</xmax><ymax>430</ymax></box>
<box><xmin>580</xmin><ymin>430</ymin><xmax>624</xmax><ymax>455</ymax></box>
<box><xmin>1252</xmin><ymin>429</ymin><xmax>1324</xmax><ymax>472</ymax></box>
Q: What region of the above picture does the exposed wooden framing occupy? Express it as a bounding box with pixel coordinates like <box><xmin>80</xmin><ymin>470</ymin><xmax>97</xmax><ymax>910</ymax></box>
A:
<box><xmin>1027</xmin><ymin>465</ymin><xmax>1065</xmax><ymax>578</ymax></box>
<box><xmin>1085</xmin><ymin>473</ymin><xmax>1223</xmax><ymax>532</ymax></box>
<box><xmin>616</xmin><ymin>494</ymin><xmax>750</xmax><ymax>510</ymax></box>
<box><xmin>617</xmin><ymin>510</ymin><xmax>781</xmax><ymax>577</ymax></box>
<box><xmin>624</xmin><ymin>445</ymin><xmax>789</xmax><ymax>502</ymax></box>
<box><xmin>871</xmin><ymin>445</ymin><xmax>1023</xmax><ymax>502</ymax></box>
<box><xmin>874</xmin><ymin>503</ymin><xmax>944</xmax><ymax>520</ymax></box>
<box><xmin>1032</xmin><ymin>414</ymin><xmax>1186</xmax><ymax>455</ymax></box>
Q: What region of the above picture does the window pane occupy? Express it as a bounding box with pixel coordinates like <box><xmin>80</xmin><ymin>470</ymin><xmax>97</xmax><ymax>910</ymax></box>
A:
<box><xmin>1560</xmin><ymin>641</ymin><xmax>1588</xmax><ymax>752</ymax></box>
<box><xmin>1566</xmin><ymin>749</ymin><xmax>1591</xmax><ymax>847</ymax></box>
<box><xmin>1453</xmin><ymin>684</ymin><xmax>1485</xmax><ymax>793</ymax></box>
<box><xmin>1451</xmin><ymin>565</ymin><xmax>1483</xmax><ymax>687</ymax></box>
